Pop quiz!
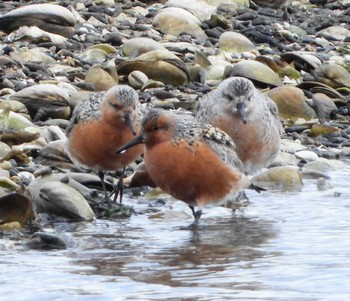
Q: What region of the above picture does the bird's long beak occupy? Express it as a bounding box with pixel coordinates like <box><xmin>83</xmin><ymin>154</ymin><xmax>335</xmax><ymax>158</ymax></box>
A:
<box><xmin>116</xmin><ymin>134</ymin><xmax>144</xmax><ymax>154</ymax></box>
<box><xmin>124</xmin><ymin>112</ymin><xmax>137</xmax><ymax>135</ymax></box>
<box><xmin>236</xmin><ymin>102</ymin><xmax>247</xmax><ymax>124</ymax></box>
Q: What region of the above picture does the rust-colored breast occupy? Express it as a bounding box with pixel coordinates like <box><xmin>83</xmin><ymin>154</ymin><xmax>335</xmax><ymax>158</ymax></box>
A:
<box><xmin>144</xmin><ymin>140</ymin><xmax>245</xmax><ymax>208</ymax></box>
<box><xmin>67</xmin><ymin>119</ymin><xmax>143</xmax><ymax>171</ymax></box>
<box><xmin>214</xmin><ymin>116</ymin><xmax>279</xmax><ymax>173</ymax></box>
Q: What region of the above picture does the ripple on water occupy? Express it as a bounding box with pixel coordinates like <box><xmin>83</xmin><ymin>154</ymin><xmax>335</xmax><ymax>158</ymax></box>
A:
<box><xmin>1</xmin><ymin>166</ymin><xmax>350</xmax><ymax>300</ymax></box>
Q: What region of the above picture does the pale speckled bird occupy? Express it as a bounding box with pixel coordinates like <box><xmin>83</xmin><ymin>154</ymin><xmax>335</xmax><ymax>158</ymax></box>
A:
<box><xmin>65</xmin><ymin>85</ymin><xmax>144</xmax><ymax>205</ymax></box>
<box><xmin>195</xmin><ymin>76</ymin><xmax>284</xmax><ymax>175</ymax></box>
<box><xmin>116</xmin><ymin>109</ymin><xmax>262</xmax><ymax>225</ymax></box>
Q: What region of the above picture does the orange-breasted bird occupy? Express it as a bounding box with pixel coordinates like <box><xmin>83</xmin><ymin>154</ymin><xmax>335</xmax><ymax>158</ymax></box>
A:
<box><xmin>117</xmin><ymin>109</ymin><xmax>261</xmax><ymax>224</ymax></box>
<box><xmin>195</xmin><ymin>76</ymin><xmax>283</xmax><ymax>174</ymax></box>
<box><xmin>66</xmin><ymin>85</ymin><xmax>144</xmax><ymax>205</ymax></box>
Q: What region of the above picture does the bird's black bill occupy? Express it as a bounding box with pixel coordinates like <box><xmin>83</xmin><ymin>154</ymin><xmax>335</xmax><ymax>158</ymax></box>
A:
<box><xmin>116</xmin><ymin>135</ymin><xmax>144</xmax><ymax>154</ymax></box>
<box><xmin>124</xmin><ymin>112</ymin><xmax>137</xmax><ymax>135</ymax></box>
<box><xmin>249</xmin><ymin>183</ymin><xmax>266</xmax><ymax>193</ymax></box>
<box><xmin>236</xmin><ymin>102</ymin><xmax>247</xmax><ymax>124</ymax></box>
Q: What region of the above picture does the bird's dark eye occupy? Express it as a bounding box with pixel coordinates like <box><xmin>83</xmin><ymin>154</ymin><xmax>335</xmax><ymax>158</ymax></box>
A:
<box><xmin>152</xmin><ymin>125</ymin><xmax>159</xmax><ymax>131</ymax></box>
<box><xmin>110</xmin><ymin>102</ymin><xmax>122</xmax><ymax>110</ymax></box>
<box><xmin>223</xmin><ymin>93</ymin><xmax>233</xmax><ymax>101</ymax></box>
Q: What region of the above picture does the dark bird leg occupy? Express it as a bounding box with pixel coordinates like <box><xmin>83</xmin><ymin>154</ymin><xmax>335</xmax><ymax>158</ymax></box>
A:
<box><xmin>98</xmin><ymin>170</ymin><xmax>112</xmax><ymax>207</ymax></box>
<box><xmin>189</xmin><ymin>205</ymin><xmax>202</xmax><ymax>225</ymax></box>
<box><xmin>112</xmin><ymin>166</ymin><xmax>126</xmax><ymax>204</ymax></box>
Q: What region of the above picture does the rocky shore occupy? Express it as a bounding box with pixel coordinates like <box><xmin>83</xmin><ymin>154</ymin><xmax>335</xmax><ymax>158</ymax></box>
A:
<box><xmin>0</xmin><ymin>0</ymin><xmax>350</xmax><ymax>247</ymax></box>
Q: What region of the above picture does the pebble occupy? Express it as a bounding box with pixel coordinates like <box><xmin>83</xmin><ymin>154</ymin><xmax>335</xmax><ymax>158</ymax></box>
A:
<box><xmin>0</xmin><ymin>0</ymin><xmax>350</xmax><ymax>231</ymax></box>
<box><xmin>316</xmin><ymin>177</ymin><xmax>333</xmax><ymax>191</ymax></box>
<box><xmin>26</xmin><ymin>232</ymin><xmax>72</xmax><ymax>250</ymax></box>
<box><xmin>295</xmin><ymin>150</ymin><xmax>319</xmax><ymax>162</ymax></box>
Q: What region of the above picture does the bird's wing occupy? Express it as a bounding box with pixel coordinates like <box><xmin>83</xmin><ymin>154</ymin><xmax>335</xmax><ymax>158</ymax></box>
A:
<box><xmin>262</xmin><ymin>92</ymin><xmax>285</xmax><ymax>135</ymax></box>
<box><xmin>201</xmin><ymin>124</ymin><xmax>245</xmax><ymax>172</ymax></box>
<box><xmin>66</xmin><ymin>92</ymin><xmax>103</xmax><ymax>136</ymax></box>
<box><xmin>194</xmin><ymin>93</ymin><xmax>216</xmax><ymax>124</ymax></box>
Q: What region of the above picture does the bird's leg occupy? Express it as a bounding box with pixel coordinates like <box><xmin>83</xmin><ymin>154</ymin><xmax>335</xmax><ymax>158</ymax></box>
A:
<box><xmin>112</xmin><ymin>166</ymin><xmax>126</xmax><ymax>204</ymax></box>
<box><xmin>194</xmin><ymin>209</ymin><xmax>202</xmax><ymax>225</ymax></box>
<box><xmin>189</xmin><ymin>205</ymin><xmax>202</xmax><ymax>225</ymax></box>
<box><xmin>98</xmin><ymin>170</ymin><xmax>112</xmax><ymax>207</ymax></box>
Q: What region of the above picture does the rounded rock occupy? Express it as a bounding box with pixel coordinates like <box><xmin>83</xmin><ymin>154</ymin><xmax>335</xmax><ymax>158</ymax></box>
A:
<box><xmin>312</xmin><ymin>63</ymin><xmax>350</xmax><ymax>89</ymax></box>
<box><xmin>267</xmin><ymin>86</ymin><xmax>317</xmax><ymax>121</ymax></box>
<box><xmin>10</xmin><ymin>48</ymin><xmax>56</xmax><ymax>64</ymax></box>
<box><xmin>204</xmin><ymin>0</ymin><xmax>249</xmax><ymax>10</ymax></box>
<box><xmin>121</xmin><ymin>37</ymin><xmax>167</xmax><ymax>58</ymax></box>
<box><xmin>26</xmin><ymin>232</ymin><xmax>71</xmax><ymax>250</ymax></box>
<box><xmin>27</xmin><ymin>180</ymin><xmax>95</xmax><ymax>221</ymax></box>
<box><xmin>10</xmin><ymin>84</ymin><xmax>74</xmax><ymax>121</ymax></box>
<box><xmin>116</xmin><ymin>50</ymin><xmax>190</xmax><ymax>85</ymax></box>
<box><xmin>295</xmin><ymin>150</ymin><xmax>318</xmax><ymax>162</ymax></box>
<box><xmin>0</xmin><ymin>3</ymin><xmax>76</xmax><ymax>37</ymax></box>
<box><xmin>128</xmin><ymin>71</ymin><xmax>149</xmax><ymax>89</ymax></box>
<box><xmin>165</xmin><ymin>0</ymin><xmax>216</xmax><ymax>21</ymax></box>
<box><xmin>152</xmin><ymin>7</ymin><xmax>207</xmax><ymax>42</ymax></box>
<box><xmin>0</xmin><ymin>193</ymin><xmax>34</xmax><ymax>226</ymax></box>
<box><xmin>219</xmin><ymin>31</ymin><xmax>259</xmax><ymax>54</ymax></box>
<box><xmin>0</xmin><ymin>109</ymin><xmax>34</xmax><ymax>130</ymax></box>
<box><xmin>281</xmin><ymin>52</ymin><xmax>322</xmax><ymax>72</ymax></box>
<box><xmin>84</xmin><ymin>64</ymin><xmax>119</xmax><ymax>91</ymax></box>
<box><xmin>317</xmin><ymin>25</ymin><xmax>350</xmax><ymax>41</ymax></box>
<box><xmin>252</xmin><ymin>166</ymin><xmax>303</xmax><ymax>188</ymax></box>
<box><xmin>230</xmin><ymin>60</ymin><xmax>283</xmax><ymax>87</ymax></box>
<box><xmin>78</xmin><ymin>48</ymin><xmax>108</xmax><ymax>64</ymax></box>
<box><xmin>310</xmin><ymin>93</ymin><xmax>338</xmax><ymax>123</ymax></box>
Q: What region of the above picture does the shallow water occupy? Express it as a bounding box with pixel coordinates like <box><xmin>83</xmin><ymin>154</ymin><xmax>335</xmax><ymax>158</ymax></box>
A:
<box><xmin>1</xmin><ymin>165</ymin><xmax>350</xmax><ymax>301</ymax></box>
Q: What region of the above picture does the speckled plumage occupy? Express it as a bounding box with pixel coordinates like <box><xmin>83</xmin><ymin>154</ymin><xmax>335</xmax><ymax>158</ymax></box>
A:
<box><xmin>142</xmin><ymin>109</ymin><xmax>244</xmax><ymax>171</ymax></box>
<box><xmin>66</xmin><ymin>85</ymin><xmax>141</xmax><ymax>136</ymax></box>
<box><xmin>65</xmin><ymin>85</ymin><xmax>144</xmax><ymax>205</ymax></box>
<box><xmin>195</xmin><ymin>76</ymin><xmax>284</xmax><ymax>174</ymax></box>
<box><xmin>142</xmin><ymin>109</ymin><xmax>251</xmax><ymax>216</ymax></box>
<box><xmin>116</xmin><ymin>108</ymin><xmax>260</xmax><ymax>224</ymax></box>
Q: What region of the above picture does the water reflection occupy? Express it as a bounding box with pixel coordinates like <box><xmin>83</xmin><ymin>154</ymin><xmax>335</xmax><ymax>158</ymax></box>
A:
<box><xmin>71</xmin><ymin>213</ymin><xmax>278</xmax><ymax>290</ymax></box>
<box><xmin>2</xmin><ymin>166</ymin><xmax>350</xmax><ymax>300</ymax></box>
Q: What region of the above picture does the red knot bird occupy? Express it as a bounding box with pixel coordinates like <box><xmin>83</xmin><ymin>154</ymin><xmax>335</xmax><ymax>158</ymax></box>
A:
<box><xmin>117</xmin><ymin>109</ymin><xmax>262</xmax><ymax>225</ymax></box>
<box><xmin>66</xmin><ymin>85</ymin><xmax>144</xmax><ymax>205</ymax></box>
<box><xmin>195</xmin><ymin>76</ymin><xmax>283</xmax><ymax>175</ymax></box>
